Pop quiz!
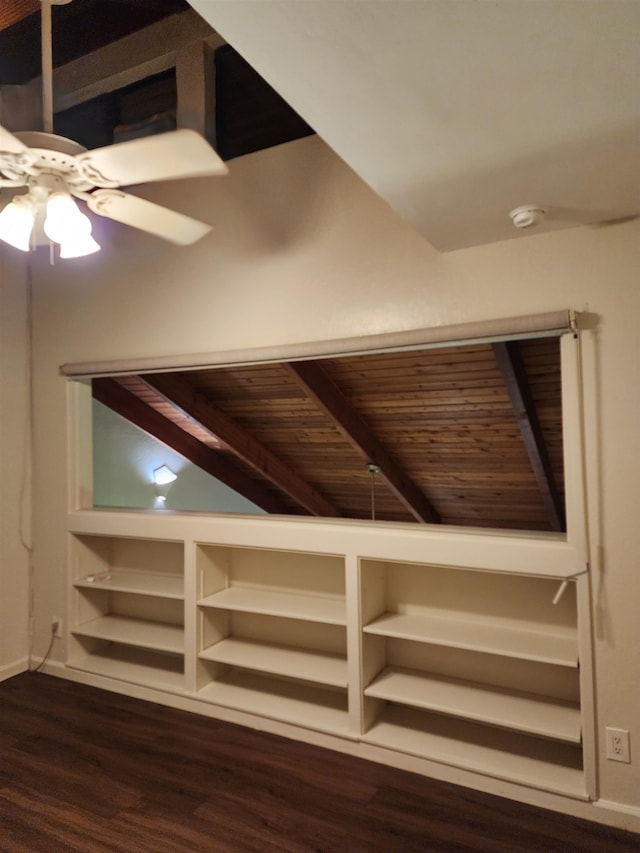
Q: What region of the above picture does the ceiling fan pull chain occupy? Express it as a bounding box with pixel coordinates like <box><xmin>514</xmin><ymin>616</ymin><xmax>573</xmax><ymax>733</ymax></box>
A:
<box><xmin>365</xmin><ymin>463</ymin><xmax>380</xmax><ymax>521</ymax></box>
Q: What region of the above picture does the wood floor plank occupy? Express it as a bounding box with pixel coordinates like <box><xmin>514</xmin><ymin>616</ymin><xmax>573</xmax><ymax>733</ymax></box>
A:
<box><xmin>0</xmin><ymin>673</ymin><xmax>638</xmax><ymax>853</ymax></box>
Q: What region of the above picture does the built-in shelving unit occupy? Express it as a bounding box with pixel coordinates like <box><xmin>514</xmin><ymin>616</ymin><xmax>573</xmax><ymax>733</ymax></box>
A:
<box><xmin>69</xmin><ymin>534</ymin><xmax>185</xmax><ymax>691</ymax></box>
<box><xmin>196</xmin><ymin>543</ymin><xmax>349</xmax><ymax>735</ymax></box>
<box><xmin>64</xmin><ymin>512</ymin><xmax>591</xmax><ymax>800</ymax></box>
<box><xmin>360</xmin><ymin>558</ymin><xmax>584</xmax><ymax>795</ymax></box>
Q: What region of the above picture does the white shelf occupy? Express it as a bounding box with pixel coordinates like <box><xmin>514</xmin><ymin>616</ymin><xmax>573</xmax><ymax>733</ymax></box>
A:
<box><xmin>198</xmin><ymin>670</ymin><xmax>350</xmax><ymax>735</ymax></box>
<box><xmin>72</xmin><ymin>615</ymin><xmax>184</xmax><ymax>655</ymax></box>
<box><xmin>364</xmin><ymin>705</ymin><xmax>586</xmax><ymax>799</ymax></box>
<box><xmin>68</xmin><ymin>647</ymin><xmax>184</xmax><ymax>692</ymax></box>
<box><xmin>199</xmin><ymin>638</ymin><xmax>348</xmax><ymax>688</ymax></box>
<box><xmin>75</xmin><ymin>570</ymin><xmax>184</xmax><ymax>600</ymax></box>
<box><xmin>363</xmin><ymin>612</ymin><xmax>578</xmax><ymax>667</ymax></box>
<box><xmin>198</xmin><ymin>586</ymin><xmax>346</xmax><ymax>625</ymax></box>
<box><xmin>365</xmin><ymin>667</ymin><xmax>581</xmax><ymax>743</ymax></box>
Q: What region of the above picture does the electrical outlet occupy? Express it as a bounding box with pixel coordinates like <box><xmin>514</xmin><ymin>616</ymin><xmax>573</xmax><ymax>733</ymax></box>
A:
<box><xmin>605</xmin><ymin>727</ymin><xmax>630</xmax><ymax>763</ymax></box>
<box><xmin>52</xmin><ymin>617</ymin><xmax>63</xmax><ymax>639</ymax></box>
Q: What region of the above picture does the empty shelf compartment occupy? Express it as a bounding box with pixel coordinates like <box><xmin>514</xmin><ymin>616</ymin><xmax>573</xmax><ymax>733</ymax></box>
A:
<box><xmin>199</xmin><ymin>637</ymin><xmax>348</xmax><ymax>688</ymax></box>
<box><xmin>365</xmin><ymin>667</ymin><xmax>581</xmax><ymax>743</ymax></box>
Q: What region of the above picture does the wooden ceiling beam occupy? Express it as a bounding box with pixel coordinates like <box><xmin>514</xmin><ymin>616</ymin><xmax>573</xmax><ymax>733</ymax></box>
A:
<box><xmin>284</xmin><ymin>361</ymin><xmax>440</xmax><ymax>524</ymax></box>
<box><xmin>141</xmin><ymin>373</ymin><xmax>340</xmax><ymax>518</ymax></box>
<box><xmin>92</xmin><ymin>378</ymin><xmax>291</xmax><ymax>515</ymax></box>
<box><xmin>491</xmin><ymin>341</ymin><xmax>565</xmax><ymax>531</ymax></box>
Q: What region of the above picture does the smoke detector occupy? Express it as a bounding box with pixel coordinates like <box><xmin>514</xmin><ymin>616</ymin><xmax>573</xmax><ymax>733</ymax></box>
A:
<box><xmin>509</xmin><ymin>205</ymin><xmax>546</xmax><ymax>229</ymax></box>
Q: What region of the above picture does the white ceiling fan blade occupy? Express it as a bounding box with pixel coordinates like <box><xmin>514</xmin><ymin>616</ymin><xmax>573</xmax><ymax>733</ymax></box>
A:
<box><xmin>86</xmin><ymin>189</ymin><xmax>213</xmax><ymax>246</ymax></box>
<box><xmin>75</xmin><ymin>129</ymin><xmax>228</xmax><ymax>188</ymax></box>
<box><xmin>0</xmin><ymin>124</ymin><xmax>28</xmax><ymax>156</ymax></box>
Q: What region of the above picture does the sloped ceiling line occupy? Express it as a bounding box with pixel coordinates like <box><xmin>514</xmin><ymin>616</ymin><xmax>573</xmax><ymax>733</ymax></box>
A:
<box><xmin>284</xmin><ymin>360</ymin><xmax>440</xmax><ymax>524</ymax></box>
<box><xmin>93</xmin><ymin>377</ymin><xmax>290</xmax><ymax>513</ymax></box>
<box><xmin>189</xmin><ymin>0</ymin><xmax>640</xmax><ymax>250</ymax></box>
<box><xmin>491</xmin><ymin>342</ymin><xmax>565</xmax><ymax>532</ymax></box>
<box><xmin>141</xmin><ymin>372</ymin><xmax>339</xmax><ymax>518</ymax></box>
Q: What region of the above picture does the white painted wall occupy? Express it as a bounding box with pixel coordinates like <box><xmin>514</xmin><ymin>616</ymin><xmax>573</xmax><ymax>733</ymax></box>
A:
<box><xmin>0</xmin><ymin>249</ymin><xmax>30</xmax><ymax>679</ymax></box>
<box><xmin>93</xmin><ymin>400</ymin><xmax>264</xmax><ymax>514</ymax></box>
<box><xmin>20</xmin><ymin>135</ymin><xmax>640</xmax><ymax>813</ymax></box>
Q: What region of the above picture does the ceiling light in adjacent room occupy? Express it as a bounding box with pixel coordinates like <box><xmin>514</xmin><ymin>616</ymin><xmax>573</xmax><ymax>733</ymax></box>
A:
<box><xmin>152</xmin><ymin>464</ymin><xmax>178</xmax><ymax>502</ymax></box>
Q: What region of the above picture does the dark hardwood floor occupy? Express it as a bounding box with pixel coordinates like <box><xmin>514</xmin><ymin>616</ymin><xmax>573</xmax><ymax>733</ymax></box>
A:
<box><xmin>0</xmin><ymin>673</ymin><xmax>637</xmax><ymax>852</ymax></box>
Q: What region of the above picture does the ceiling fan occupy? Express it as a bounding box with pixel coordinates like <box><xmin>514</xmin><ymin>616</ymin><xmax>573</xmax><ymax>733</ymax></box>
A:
<box><xmin>0</xmin><ymin>0</ymin><xmax>228</xmax><ymax>258</ymax></box>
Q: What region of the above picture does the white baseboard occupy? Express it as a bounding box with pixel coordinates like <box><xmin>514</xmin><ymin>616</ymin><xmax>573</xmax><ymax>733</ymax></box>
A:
<box><xmin>0</xmin><ymin>657</ymin><xmax>29</xmax><ymax>682</ymax></box>
<box><xmin>596</xmin><ymin>799</ymin><xmax>640</xmax><ymax>832</ymax></box>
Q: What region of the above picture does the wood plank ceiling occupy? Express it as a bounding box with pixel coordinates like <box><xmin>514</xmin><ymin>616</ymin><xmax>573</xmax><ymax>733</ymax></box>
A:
<box><xmin>93</xmin><ymin>336</ymin><xmax>565</xmax><ymax>532</ymax></box>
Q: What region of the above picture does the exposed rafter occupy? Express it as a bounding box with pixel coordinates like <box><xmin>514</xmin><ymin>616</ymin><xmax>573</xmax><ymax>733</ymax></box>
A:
<box><xmin>141</xmin><ymin>372</ymin><xmax>340</xmax><ymax>518</ymax></box>
<box><xmin>491</xmin><ymin>341</ymin><xmax>565</xmax><ymax>531</ymax></box>
<box><xmin>284</xmin><ymin>360</ymin><xmax>440</xmax><ymax>524</ymax></box>
<box><xmin>93</xmin><ymin>378</ymin><xmax>291</xmax><ymax>514</ymax></box>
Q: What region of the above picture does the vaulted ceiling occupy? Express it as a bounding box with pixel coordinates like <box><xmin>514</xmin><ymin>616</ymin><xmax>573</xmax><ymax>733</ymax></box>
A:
<box><xmin>93</xmin><ymin>336</ymin><xmax>565</xmax><ymax>532</ymax></box>
<box><xmin>190</xmin><ymin>0</ymin><xmax>640</xmax><ymax>250</ymax></box>
<box><xmin>2</xmin><ymin>1</ymin><xmax>637</xmax><ymax>250</ymax></box>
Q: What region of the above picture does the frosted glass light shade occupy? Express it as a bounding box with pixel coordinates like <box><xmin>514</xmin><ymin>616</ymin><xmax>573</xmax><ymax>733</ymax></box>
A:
<box><xmin>153</xmin><ymin>465</ymin><xmax>178</xmax><ymax>486</ymax></box>
<box><xmin>59</xmin><ymin>233</ymin><xmax>101</xmax><ymax>258</ymax></box>
<box><xmin>44</xmin><ymin>193</ymin><xmax>100</xmax><ymax>257</ymax></box>
<box><xmin>0</xmin><ymin>199</ymin><xmax>35</xmax><ymax>251</ymax></box>
<box><xmin>44</xmin><ymin>192</ymin><xmax>92</xmax><ymax>242</ymax></box>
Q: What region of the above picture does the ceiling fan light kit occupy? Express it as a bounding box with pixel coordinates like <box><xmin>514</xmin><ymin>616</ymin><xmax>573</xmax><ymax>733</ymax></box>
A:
<box><xmin>0</xmin><ymin>0</ymin><xmax>228</xmax><ymax>259</ymax></box>
<box><xmin>0</xmin><ymin>197</ymin><xmax>35</xmax><ymax>251</ymax></box>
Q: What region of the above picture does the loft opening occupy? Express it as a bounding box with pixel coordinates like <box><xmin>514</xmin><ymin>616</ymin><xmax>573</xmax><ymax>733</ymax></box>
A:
<box><xmin>52</xmin><ymin>45</ymin><xmax>314</xmax><ymax>157</ymax></box>
<box><xmin>68</xmin><ymin>313</ymin><xmax>575</xmax><ymax>534</ymax></box>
